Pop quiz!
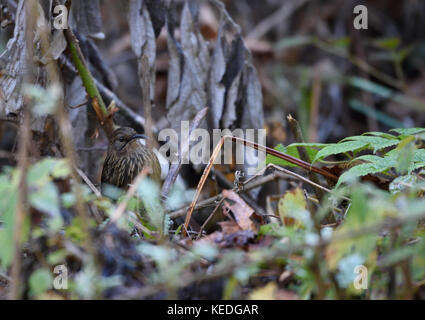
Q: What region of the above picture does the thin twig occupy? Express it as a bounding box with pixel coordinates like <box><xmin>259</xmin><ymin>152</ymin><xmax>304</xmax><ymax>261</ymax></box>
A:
<box><xmin>183</xmin><ymin>135</ymin><xmax>226</xmax><ymax>236</ymax></box>
<box><xmin>169</xmin><ymin>194</ymin><xmax>222</xmax><ymax>219</ymax></box>
<box><xmin>212</xmin><ymin>167</ymin><xmax>266</xmax><ymax>216</ymax></box>
<box><xmin>231</xmin><ymin>136</ymin><xmax>338</xmax><ymax>181</ymax></box>
<box><xmin>308</xmin><ymin>73</ymin><xmax>321</xmax><ymax>142</ymax></box>
<box><xmin>247</xmin><ymin>0</ymin><xmax>309</xmax><ymax>40</ymax></box>
<box><xmin>76</xmin><ymin>167</ymin><xmax>101</xmax><ymax>198</ymax></box>
<box><xmin>196</xmin><ymin>198</ymin><xmax>224</xmax><ymax>240</ymax></box>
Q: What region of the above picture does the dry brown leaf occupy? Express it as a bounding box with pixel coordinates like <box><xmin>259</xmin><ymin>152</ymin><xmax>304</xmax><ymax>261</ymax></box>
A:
<box><xmin>196</xmin><ymin>220</ymin><xmax>255</xmax><ymax>249</ymax></box>
<box><xmin>218</xmin><ymin>220</ymin><xmax>241</xmax><ymax>234</ymax></box>
<box><xmin>222</xmin><ymin>190</ymin><xmax>256</xmax><ymax>231</ymax></box>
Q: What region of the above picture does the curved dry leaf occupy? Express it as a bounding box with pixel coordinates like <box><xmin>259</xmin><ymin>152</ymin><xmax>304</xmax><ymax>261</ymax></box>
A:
<box><xmin>222</xmin><ymin>189</ymin><xmax>256</xmax><ymax>231</ymax></box>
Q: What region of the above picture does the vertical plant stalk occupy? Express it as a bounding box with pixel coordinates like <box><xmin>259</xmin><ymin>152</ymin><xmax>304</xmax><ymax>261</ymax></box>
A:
<box><xmin>304</xmin><ymin>191</ymin><xmax>328</xmax><ymax>299</ymax></box>
<box><xmin>287</xmin><ymin>114</ymin><xmax>324</xmax><ymax>201</ymax></box>
<box><xmin>401</xmin><ymin>259</ymin><xmax>414</xmax><ymax>299</ymax></box>
<box><xmin>60</xmin><ymin>1</ymin><xmax>115</xmax><ymax>140</ymax></box>
<box><xmin>309</xmin><ymin>254</ymin><xmax>327</xmax><ymax>299</ymax></box>
<box><xmin>9</xmin><ymin>0</ymin><xmax>37</xmax><ymax>300</ymax></box>
<box><xmin>183</xmin><ymin>135</ymin><xmax>225</xmax><ymax>236</ymax></box>
<box><xmin>37</xmin><ymin>3</ymin><xmax>101</xmax><ymax>290</ymax></box>
<box><xmin>308</xmin><ymin>73</ymin><xmax>321</xmax><ymax>142</ymax></box>
<box><xmin>9</xmin><ymin>111</ymin><xmax>30</xmax><ymax>300</ymax></box>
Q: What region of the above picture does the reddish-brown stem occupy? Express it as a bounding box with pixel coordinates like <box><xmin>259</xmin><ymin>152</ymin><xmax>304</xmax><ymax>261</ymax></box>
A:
<box><xmin>230</xmin><ymin>136</ymin><xmax>338</xmax><ymax>182</ymax></box>
<box><xmin>183</xmin><ymin>135</ymin><xmax>339</xmax><ymax>237</ymax></box>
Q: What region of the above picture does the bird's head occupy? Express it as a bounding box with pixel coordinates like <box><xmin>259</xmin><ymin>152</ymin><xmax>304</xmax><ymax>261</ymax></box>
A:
<box><xmin>110</xmin><ymin>127</ymin><xmax>147</xmax><ymax>154</ymax></box>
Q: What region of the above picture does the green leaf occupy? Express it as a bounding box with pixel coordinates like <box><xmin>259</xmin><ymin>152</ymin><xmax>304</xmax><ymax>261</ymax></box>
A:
<box><xmin>29</xmin><ymin>268</ymin><xmax>53</xmax><ymax>298</ymax></box>
<box><xmin>341</xmin><ymin>135</ymin><xmax>399</xmax><ymax>153</ymax></box>
<box><xmin>29</xmin><ymin>182</ymin><xmax>61</xmax><ymax>217</ymax></box>
<box><xmin>0</xmin><ymin>174</ymin><xmax>19</xmax><ymax>268</ymax></box>
<box><xmin>413</xmin><ymin>149</ymin><xmax>425</xmax><ymax>163</ymax></box>
<box><xmin>372</xmin><ymin>37</ymin><xmax>400</xmax><ymax>50</ymax></box>
<box><xmin>24</xmin><ymin>84</ymin><xmax>60</xmax><ymax>117</ymax></box>
<box><xmin>258</xmin><ymin>223</ymin><xmax>285</xmax><ymax>237</ymax></box>
<box><xmin>348</xmin><ymin>77</ymin><xmax>393</xmax><ymax>98</ymax></box>
<box><xmin>361</xmin><ymin>131</ymin><xmax>399</xmax><ymax>140</ymax></box>
<box><xmin>327</xmin><ymin>188</ymin><xmax>378</xmax><ymax>271</ymax></box>
<box><xmin>137</xmin><ymin>178</ymin><xmax>165</xmax><ymax>234</ymax></box>
<box><xmin>347</xmin><ymin>77</ymin><xmax>425</xmax><ymax>112</ymax></box>
<box><xmin>275</xmin><ymin>35</ymin><xmax>313</xmax><ymax>50</ymax></box>
<box><xmin>278</xmin><ymin>188</ymin><xmax>312</xmax><ymax>229</ymax></box>
<box><xmin>313</xmin><ymin>140</ymin><xmax>367</xmax><ymax>163</ymax></box>
<box><xmin>47</xmin><ymin>250</ymin><xmax>68</xmax><ymax>265</ymax></box>
<box><xmin>349</xmin><ymin>99</ymin><xmax>406</xmax><ymax>129</ymax></box>
<box><xmin>396</xmin><ymin>46</ymin><xmax>413</xmax><ymax>62</ymax></box>
<box><xmin>66</xmin><ymin>217</ymin><xmax>87</xmax><ymax>243</ymax></box>
<box><xmin>409</xmin><ymin>149</ymin><xmax>425</xmax><ymax>172</ymax></box>
<box><xmin>336</xmin><ymin>161</ymin><xmax>393</xmax><ymax>188</ymax></box>
<box><xmin>395</xmin><ymin>136</ymin><xmax>416</xmax><ymax>174</ymax></box>
<box><xmin>330</xmin><ymin>37</ymin><xmax>351</xmax><ymax>48</ymax></box>
<box><xmin>390</xmin><ymin>128</ymin><xmax>425</xmax><ymax>136</ymax></box>
<box><xmin>389</xmin><ymin>175</ymin><xmax>417</xmax><ymax>194</ymax></box>
<box><xmin>27</xmin><ymin>158</ymin><xmax>71</xmax><ymax>187</ymax></box>
<box><xmin>50</xmin><ymin>159</ymin><xmax>71</xmax><ymax>179</ymax></box>
<box><xmin>355</xmin><ymin>154</ymin><xmax>397</xmax><ymax>168</ymax></box>
<box><xmin>267</xmin><ymin>143</ymin><xmax>325</xmax><ymax>167</ymax></box>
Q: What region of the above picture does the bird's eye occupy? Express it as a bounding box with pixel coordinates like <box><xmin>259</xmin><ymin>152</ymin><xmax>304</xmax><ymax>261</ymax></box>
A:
<box><xmin>119</xmin><ymin>138</ymin><xmax>125</xmax><ymax>142</ymax></box>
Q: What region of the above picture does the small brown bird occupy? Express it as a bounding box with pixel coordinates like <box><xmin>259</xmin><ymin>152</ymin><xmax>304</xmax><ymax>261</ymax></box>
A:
<box><xmin>101</xmin><ymin>127</ymin><xmax>161</xmax><ymax>192</ymax></box>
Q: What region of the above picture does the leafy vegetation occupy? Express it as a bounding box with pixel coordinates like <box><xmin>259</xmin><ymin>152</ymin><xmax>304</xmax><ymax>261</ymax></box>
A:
<box><xmin>0</xmin><ymin>125</ymin><xmax>424</xmax><ymax>299</ymax></box>
<box><xmin>2</xmin><ymin>0</ymin><xmax>425</xmax><ymax>301</ymax></box>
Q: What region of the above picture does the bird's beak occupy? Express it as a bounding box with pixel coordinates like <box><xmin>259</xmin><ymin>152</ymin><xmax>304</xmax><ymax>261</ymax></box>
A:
<box><xmin>129</xmin><ymin>134</ymin><xmax>147</xmax><ymax>141</ymax></box>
